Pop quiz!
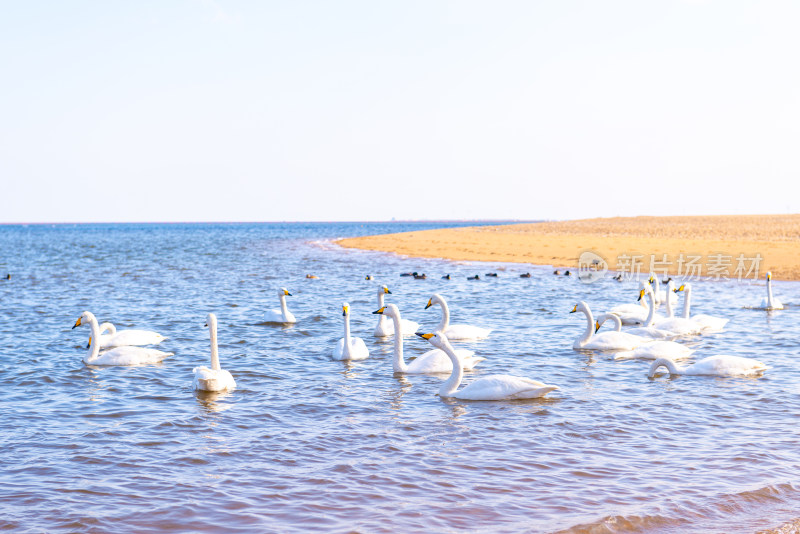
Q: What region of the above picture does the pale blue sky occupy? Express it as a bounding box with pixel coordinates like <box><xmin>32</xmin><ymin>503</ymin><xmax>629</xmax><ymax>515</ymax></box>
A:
<box><xmin>2</xmin><ymin>1</ymin><xmax>798</xmax><ymax>222</ymax></box>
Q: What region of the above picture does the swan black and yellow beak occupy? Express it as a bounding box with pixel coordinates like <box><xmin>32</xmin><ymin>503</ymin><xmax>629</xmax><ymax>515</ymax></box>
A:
<box><xmin>425</xmin><ymin>298</ymin><xmax>433</xmax><ymax>309</ymax></box>
<box><xmin>637</xmin><ymin>289</ymin><xmax>645</xmax><ymax>301</ymax></box>
<box><xmin>86</xmin><ymin>337</ymin><xmax>92</xmax><ymax>348</ymax></box>
<box><xmin>569</xmin><ymin>305</ymin><xmax>578</xmax><ymax>313</ymax></box>
<box><xmin>284</xmin><ymin>289</ymin><xmax>292</xmax><ymax>296</ymax></box>
<box><xmin>72</xmin><ymin>317</ymin><xmax>82</xmax><ymax>329</ymax></box>
<box><xmin>416</xmin><ymin>332</ymin><xmax>434</xmax><ymax>340</ymax></box>
<box><xmin>342</xmin><ymin>305</ymin><xmax>349</xmax><ymax>316</ymax></box>
<box><xmin>594</xmin><ymin>321</ymin><xmax>601</xmax><ymax>333</ymax></box>
<box><xmin>767</xmin><ymin>272</ymin><xmax>772</xmax><ymax>281</ymax></box>
<box><xmin>674</xmin><ymin>284</ymin><xmax>685</xmax><ymax>293</ymax></box>
<box><xmin>383</xmin><ymin>287</ymin><xmax>391</xmax><ymax>294</ymax></box>
<box><xmin>648</xmin><ymin>275</ymin><xmax>654</xmax><ymax>284</ymax></box>
<box><xmin>373</xmin><ymin>307</ymin><xmax>386</xmax><ymax>315</ymax></box>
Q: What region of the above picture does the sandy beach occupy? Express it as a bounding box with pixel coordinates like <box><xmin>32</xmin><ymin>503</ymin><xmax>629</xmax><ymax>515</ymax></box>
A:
<box><xmin>337</xmin><ymin>214</ymin><xmax>800</xmax><ymax>281</ymax></box>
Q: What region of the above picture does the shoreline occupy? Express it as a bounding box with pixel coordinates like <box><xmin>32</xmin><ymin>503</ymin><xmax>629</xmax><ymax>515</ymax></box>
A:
<box><xmin>337</xmin><ymin>214</ymin><xmax>800</xmax><ymax>281</ymax></box>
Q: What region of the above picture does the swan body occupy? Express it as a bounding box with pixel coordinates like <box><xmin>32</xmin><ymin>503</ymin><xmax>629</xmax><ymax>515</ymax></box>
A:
<box><xmin>90</xmin><ymin>321</ymin><xmax>166</xmax><ymax>349</ymax></box>
<box><xmin>193</xmin><ymin>313</ymin><xmax>236</xmax><ymax>392</ymax></box>
<box><xmin>373</xmin><ymin>286</ymin><xmax>419</xmax><ymax>337</ymax></box>
<box><xmin>374</xmin><ymin>305</ymin><xmax>484</xmax><ymax>373</ymax></box>
<box><xmin>758</xmin><ymin>271</ymin><xmax>784</xmax><ymax>310</ymax></box>
<box><xmin>418</xmin><ymin>332</ymin><xmax>558</xmax><ymax>400</ymax></box>
<box><xmin>73</xmin><ymin>311</ymin><xmax>172</xmax><ymax>366</ymax></box>
<box><xmin>263</xmin><ymin>288</ymin><xmax>296</xmax><ymax>323</ymax></box>
<box><xmin>571</xmin><ymin>302</ymin><xmax>649</xmax><ymax>351</ymax></box>
<box><xmin>333</xmin><ymin>303</ymin><xmax>369</xmax><ymax>361</ymax></box>
<box><xmin>425</xmin><ymin>294</ymin><xmax>491</xmax><ymax>340</ymax></box>
<box><xmin>651</xmin><ymin>281</ymin><xmax>705</xmax><ymax>335</ymax></box>
<box><xmin>673</xmin><ymin>283</ymin><xmax>729</xmax><ymax>332</ymax></box>
<box><xmin>614</xmin><ymin>341</ymin><xmax>695</xmax><ymax>361</ymax></box>
<box><xmin>595</xmin><ymin>313</ymin><xmax>675</xmax><ymax>340</ymax></box>
<box><xmin>648</xmin><ymin>355</ymin><xmax>768</xmax><ymax>377</ymax></box>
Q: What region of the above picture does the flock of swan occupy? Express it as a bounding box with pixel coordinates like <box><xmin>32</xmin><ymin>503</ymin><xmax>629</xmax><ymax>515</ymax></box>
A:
<box><xmin>69</xmin><ymin>270</ymin><xmax>784</xmax><ymax>399</ymax></box>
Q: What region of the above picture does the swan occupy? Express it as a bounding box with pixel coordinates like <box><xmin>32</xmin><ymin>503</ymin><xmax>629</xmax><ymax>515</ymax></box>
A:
<box><xmin>263</xmin><ymin>288</ymin><xmax>296</xmax><ymax>323</ymax></box>
<box><xmin>651</xmin><ymin>281</ymin><xmax>705</xmax><ymax>335</ymax></box>
<box><xmin>87</xmin><ymin>321</ymin><xmax>167</xmax><ymax>349</ymax></box>
<box><xmin>758</xmin><ymin>271</ymin><xmax>784</xmax><ymax>310</ymax></box>
<box><xmin>647</xmin><ymin>355</ymin><xmax>768</xmax><ymax>377</ymax></box>
<box><xmin>332</xmin><ymin>303</ymin><xmax>369</xmax><ymax>361</ymax></box>
<box><xmin>425</xmin><ymin>294</ymin><xmax>491</xmax><ymax>340</ymax></box>
<box><xmin>72</xmin><ymin>311</ymin><xmax>172</xmax><ymax>366</ymax></box>
<box><xmin>570</xmin><ymin>302</ymin><xmax>650</xmax><ymax>350</ymax></box>
<box><xmin>192</xmin><ymin>313</ymin><xmax>236</xmax><ymax>392</ymax></box>
<box><xmin>594</xmin><ymin>313</ymin><xmax>675</xmax><ymax>340</ymax></box>
<box><xmin>609</xmin><ymin>282</ymin><xmax>663</xmax><ymax>325</ymax></box>
<box><xmin>673</xmin><ymin>283</ymin><xmax>729</xmax><ymax>332</ymax></box>
<box><xmin>417</xmin><ymin>332</ymin><xmax>558</xmax><ymax>400</ymax></box>
<box><xmin>373</xmin><ymin>286</ymin><xmax>420</xmax><ymax>337</ymax></box>
<box><xmin>649</xmin><ymin>275</ymin><xmax>678</xmax><ymax>306</ymax></box>
<box><xmin>374</xmin><ymin>305</ymin><xmax>484</xmax><ymax>373</ymax></box>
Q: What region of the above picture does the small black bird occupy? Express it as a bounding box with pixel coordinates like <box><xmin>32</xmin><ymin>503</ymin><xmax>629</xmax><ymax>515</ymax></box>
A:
<box><xmin>564</xmin><ymin>270</ymin><xmax>572</xmax><ymax>276</ymax></box>
<box><xmin>442</xmin><ymin>274</ymin><xmax>451</xmax><ymax>280</ymax></box>
<box><xmin>467</xmin><ymin>274</ymin><xmax>480</xmax><ymax>280</ymax></box>
<box><xmin>486</xmin><ymin>273</ymin><xmax>498</xmax><ymax>278</ymax></box>
<box><xmin>520</xmin><ymin>273</ymin><xmax>531</xmax><ymax>278</ymax></box>
<box><xmin>413</xmin><ymin>273</ymin><xmax>427</xmax><ymax>280</ymax></box>
<box><xmin>553</xmin><ymin>270</ymin><xmax>560</xmax><ymax>275</ymax></box>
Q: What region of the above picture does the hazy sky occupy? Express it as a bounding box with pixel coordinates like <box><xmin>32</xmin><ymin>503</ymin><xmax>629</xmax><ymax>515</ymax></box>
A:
<box><xmin>2</xmin><ymin>1</ymin><xmax>799</xmax><ymax>223</ymax></box>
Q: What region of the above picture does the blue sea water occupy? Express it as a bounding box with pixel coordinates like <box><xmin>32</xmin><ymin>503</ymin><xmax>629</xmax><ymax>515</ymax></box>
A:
<box><xmin>0</xmin><ymin>221</ymin><xmax>798</xmax><ymax>533</ymax></box>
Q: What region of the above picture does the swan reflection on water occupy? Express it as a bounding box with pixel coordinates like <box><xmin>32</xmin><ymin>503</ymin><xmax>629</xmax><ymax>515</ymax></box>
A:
<box><xmin>195</xmin><ymin>390</ymin><xmax>236</xmax><ymax>414</ymax></box>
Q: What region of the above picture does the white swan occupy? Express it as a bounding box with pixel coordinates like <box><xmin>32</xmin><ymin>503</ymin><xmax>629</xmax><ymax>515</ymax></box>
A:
<box><xmin>263</xmin><ymin>288</ymin><xmax>296</xmax><ymax>323</ymax></box>
<box><xmin>88</xmin><ymin>321</ymin><xmax>167</xmax><ymax>349</ymax></box>
<box><xmin>571</xmin><ymin>302</ymin><xmax>650</xmax><ymax>351</ymax></box>
<box><xmin>374</xmin><ymin>305</ymin><xmax>484</xmax><ymax>373</ymax></box>
<box><xmin>647</xmin><ymin>355</ymin><xmax>768</xmax><ymax>377</ymax></box>
<box><xmin>425</xmin><ymin>294</ymin><xmax>491</xmax><ymax>340</ymax></box>
<box><xmin>673</xmin><ymin>283</ymin><xmax>729</xmax><ymax>332</ymax></box>
<box><xmin>758</xmin><ymin>271</ymin><xmax>784</xmax><ymax>310</ymax></box>
<box><xmin>193</xmin><ymin>313</ymin><xmax>236</xmax><ymax>392</ymax></box>
<box><xmin>594</xmin><ymin>313</ymin><xmax>675</xmax><ymax>340</ymax></box>
<box><xmin>417</xmin><ymin>332</ymin><xmax>558</xmax><ymax>400</ymax></box>
<box><xmin>609</xmin><ymin>282</ymin><xmax>664</xmax><ymax>325</ymax></box>
<box><xmin>649</xmin><ymin>275</ymin><xmax>678</xmax><ymax>306</ymax></box>
<box><xmin>72</xmin><ymin>311</ymin><xmax>172</xmax><ymax>366</ymax></box>
<box><xmin>651</xmin><ymin>281</ymin><xmax>705</xmax><ymax>336</ymax></box>
<box><xmin>373</xmin><ymin>286</ymin><xmax>419</xmax><ymax>337</ymax></box>
<box><xmin>332</xmin><ymin>303</ymin><xmax>369</xmax><ymax>361</ymax></box>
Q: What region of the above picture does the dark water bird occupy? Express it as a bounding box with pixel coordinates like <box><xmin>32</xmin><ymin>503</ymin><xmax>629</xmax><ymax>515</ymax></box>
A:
<box><xmin>553</xmin><ymin>270</ymin><xmax>560</xmax><ymax>275</ymax></box>
<box><xmin>4</xmin><ymin>274</ymin><xmax>9</xmax><ymax>280</ymax></box>
<box><xmin>400</xmin><ymin>272</ymin><xmax>415</xmax><ymax>277</ymax></box>
<box><xmin>442</xmin><ymin>274</ymin><xmax>451</xmax><ymax>280</ymax></box>
<box><xmin>413</xmin><ymin>273</ymin><xmax>427</xmax><ymax>279</ymax></box>
<box><xmin>520</xmin><ymin>273</ymin><xmax>531</xmax><ymax>278</ymax></box>
<box><xmin>564</xmin><ymin>270</ymin><xmax>572</xmax><ymax>276</ymax></box>
<box><xmin>365</xmin><ymin>275</ymin><xmax>373</xmax><ymax>280</ymax></box>
<box><xmin>662</xmin><ymin>277</ymin><xmax>673</xmax><ymax>284</ymax></box>
<box><xmin>486</xmin><ymin>273</ymin><xmax>498</xmax><ymax>278</ymax></box>
<box><xmin>306</xmin><ymin>274</ymin><xmax>319</xmax><ymax>279</ymax></box>
<box><xmin>613</xmin><ymin>274</ymin><xmax>623</xmax><ymax>282</ymax></box>
<box><xmin>467</xmin><ymin>275</ymin><xmax>480</xmax><ymax>280</ymax></box>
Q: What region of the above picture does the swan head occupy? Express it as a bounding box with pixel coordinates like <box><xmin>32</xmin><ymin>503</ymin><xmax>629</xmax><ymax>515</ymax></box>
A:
<box><xmin>342</xmin><ymin>303</ymin><xmax>351</xmax><ymax>316</ymax></box>
<box><xmin>637</xmin><ymin>284</ymin><xmax>653</xmax><ymax>301</ymax></box>
<box><xmin>673</xmin><ymin>283</ymin><xmax>686</xmax><ymax>293</ymax></box>
<box><xmin>416</xmin><ymin>331</ymin><xmax>447</xmax><ymax>349</ymax></box>
<box><xmin>279</xmin><ymin>288</ymin><xmax>292</xmax><ymax>297</ymax></box>
<box><xmin>72</xmin><ymin>311</ymin><xmax>95</xmax><ymax>329</ymax></box>
<box><xmin>204</xmin><ymin>313</ymin><xmax>217</xmax><ymax>328</ymax></box>
<box><xmin>373</xmin><ymin>303</ymin><xmax>398</xmax><ymax>317</ymax></box>
<box><xmin>380</xmin><ymin>285</ymin><xmax>391</xmax><ymax>295</ymax></box>
<box><xmin>569</xmin><ymin>301</ymin><xmax>589</xmax><ymax>315</ymax></box>
<box><xmin>767</xmin><ymin>271</ymin><xmax>772</xmax><ymax>281</ymax></box>
<box><xmin>648</xmin><ymin>274</ymin><xmax>655</xmax><ymax>285</ymax></box>
<box><xmin>425</xmin><ymin>294</ymin><xmax>444</xmax><ymax>310</ymax></box>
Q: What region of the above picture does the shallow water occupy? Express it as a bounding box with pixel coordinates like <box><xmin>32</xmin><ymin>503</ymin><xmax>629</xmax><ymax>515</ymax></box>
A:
<box><xmin>0</xmin><ymin>222</ymin><xmax>798</xmax><ymax>533</ymax></box>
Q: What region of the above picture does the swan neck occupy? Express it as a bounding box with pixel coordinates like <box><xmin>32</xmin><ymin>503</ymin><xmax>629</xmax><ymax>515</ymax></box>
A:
<box><xmin>578</xmin><ymin>306</ymin><xmax>594</xmax><ymax>346</ymax></box>
<box><xmin>682</xmin><ymin>285</ymin><xmax>692</xmax><ymax>319</ymax></box>
<box><xmin>209</xmin><ymin>319</ymin><xmax>220</xmax><ymax>370</ymax></box>
<box><xmin>376</xmin><ymin>293</ymin><xmax>387</xmax><ymax>330</ymax></box>
<box><xmin>390</xmin><ymin>313</ymin><xmax>407</xmax><ymax>372</ymax></box>
<box><xmin>644</xmin><ymin>289</ymin><xmax>656</xmax><ymax>326</ymax></box>
<box><xmin>609</xmin><ymin>314</ymin><xmax>622</xmax><ymax>332</ymax></box>
<box><xmin>664</xmin><ymin>287</ymin><xmax>674</xmax><ymax>318</ymax></box>
<box><xmin>436</xmin><ymin>299</ymin><xmax>450</xmax><ymax>332</ymax></box>
<box><xmin>438</xmin><ymin>339</ymin><xmax>463</xmax><ymax>397</ymax></box>
<box><xmin>343</xmin><ymin>313</ymin><xmax>352</xmax><ymax>357</ymax></box>
<box><xmin>767</xmin><ymin>277</ymin><xmax>775</xmax><ymax>307</ymax></box>
<box><xmin>85</xmin><ymin>315</ymin><xmax>101</xmax><ymax>363</ymax></box>
<box><xmin>279</xmin><ymin>294</ymin><xmax>289</xmax><ymax>319</ymax></box>
<box><xmin>649</xmin><ymin>357</ymin><xmax>679</xmax><ymax>377</ymax></box>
